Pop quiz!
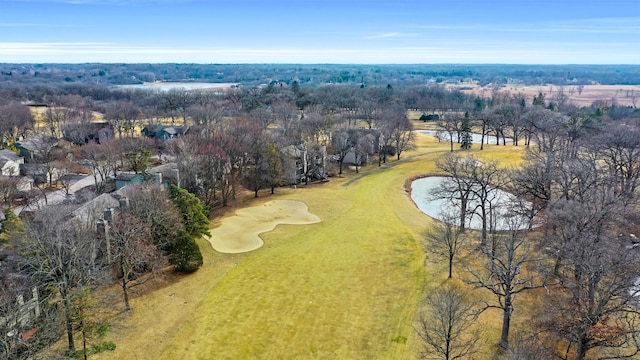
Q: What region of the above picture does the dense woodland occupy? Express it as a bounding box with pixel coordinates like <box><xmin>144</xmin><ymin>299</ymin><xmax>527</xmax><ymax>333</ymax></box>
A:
<box><xmin>1</xmin><ymin>64</ymin><xmax>640</xmax><ymax>89</ymax></box>
<box><xmin>0</xmin><ymin>64</ymin><xmax>639</xmax><ymax>359</ymax></box>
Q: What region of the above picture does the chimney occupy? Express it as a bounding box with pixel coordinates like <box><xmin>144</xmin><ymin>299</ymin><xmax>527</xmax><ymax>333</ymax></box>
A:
<box><xmin>118</xmin><ymin>196</ymin><xmax>129</xmax><ymax>209</ymax></box>
<box><xmin>103</xmin><ymin>207</ymin><xmax>114</xmax><ymax>221</ymax></box>
<box><xmin>97</xmin><ymin>219</ymin><xmax>111</xmax><ymax>263</ymax></box>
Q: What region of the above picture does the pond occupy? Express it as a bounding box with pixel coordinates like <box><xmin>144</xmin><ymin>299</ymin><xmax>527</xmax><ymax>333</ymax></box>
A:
<box><xmin>417</xmin><ymin>130</ymin><xmax>512</xmax><ymax>145</ymax></box>
<box><xmin>410</xmin><ymin>176</ymin><xmax>532</xmax><ymax>231</ymax></box>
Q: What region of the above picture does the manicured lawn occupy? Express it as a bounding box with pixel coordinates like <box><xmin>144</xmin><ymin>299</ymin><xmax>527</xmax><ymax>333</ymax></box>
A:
<box><xmin>94</xmin><ymin>131</ymin><xmax>527</xmax><ymax>359</ymax></box>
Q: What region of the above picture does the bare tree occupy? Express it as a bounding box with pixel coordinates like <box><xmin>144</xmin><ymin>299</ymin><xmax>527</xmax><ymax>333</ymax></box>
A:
<box><xmin>432</xmin><ymin>153</ymin><xmax>481</xmax><ymax>233</ymax></box>
<box><xmin>330</xmin><ymin>127</ymin><xmax>352</xmax><ymax>176</ymax></box>
<box><xmin>109</xmin><ymin>212</ymin><xmax>165</xmax><ymax>311</ymax></box>
<box><xmin>507</xmin><ymin>336</ymin><xmax>556</xmax><ymax>360</ymax></box>
<box><xmin>485</xmin><ymin>104</ymin><xmax>519</xmax><ymax>146</ymax></box>
<box><xmin>0</xmin><ymin>102</ymin><xmax>34</xmax><ymax>142</ymax></box>
<box><xmin>80</xmin><ymin>141</ymin><xmax>116</xmax><ymax>193</ymax></box>
<box><xmin>595</xmin><ymin>123</ymin><xmax>640</xmax><ymax>200</ymax></box>
<box><xmin>0</xmin><ymin>176</ymin><xmax>20</xmax><ymax>205</ymax></box>
<box><xmin>414</xmin><ymin>283</ymin><xmax>483</xmax><ymax>360</ymax></box>
<box><xmin>53</xmin><ymin>158</ymin><xmax>82</xmax><ymax>197</ymax></box>
<box><xmin>18</xmin><ymin>207</ymin><xmax>102</xmax><ymax>353</ymax></box>
<box><xmin>387</xmin><ymin>109</ymin><xmax>415</xmax><ymax>160</ymax></box>
<box><xmin>435</xmin><ymin>114</ymin><xmax>463</xmax><ymax>152</ymax></box>
<box><xmin>28</xmin><ymin>134</ymin><xmax>64</xmax><ymax>187</ymax></box>
<box><xmin>299</xmin><ymin>109</ymin><xmax>332</xmax><ymax>145</ymax></box>
<box><xmin>466</xmin><ymin>202</ymin><xmax>545</xmax><ymax>351</ymax></box>
<box><xmin>271</xmin><ymin>101</ymin><xmax>298</xmax><ymax>139</ymax></box>
<box><xmin>187</xmin><ymin>102</ymin><xmax>224</xmax><ymax>129</ymax></box>
<box><xmin>264</xmin><ymin>141</ymin><xmax>284</xmax><ymax>194</ymax></box>
<box><xmin>424</xmin><ymin>213</ymin><xmax>465</xmax><ymax>279</ymax></box>
<box><xmin>468</xmin><ymin>158</ymin><xmax>505</xmax><ymax>246</ymax></box>
<box><xmin>242</xmin><ymin>124</ymin><xmax>270</xmax><ymax>197</ymax></box>
<box><xmin>121</xmin><ymin>184</ymin><xmax>184</xmax><ymax>252</ymax></box>
<box><xmin>248</xmin><ymin>106</ymin><xmax>275</xmax><ymax>130</ymax></box>
<box><xmin>159</xmin><ymin>89</ymin><xmax>193</xmax><ymax>125</ymax></box>
<box><xmin>359</xmin><ymin>98</ymin><xmax>380</xmax><ymax>129</ymax></box>
<box><xmin>542</xmin><ymin>194</ymin><xmax>640</xmax><ymax>360</ymax></box>
<box><xmin>105</xmin><ymin>101</ymin><xmax>140</xmax><ymax>137</ymax></box>
<box><xmin>42</xmin><ymin>107</ymin><xmax>70</xmax><ymax>138</ymax></box>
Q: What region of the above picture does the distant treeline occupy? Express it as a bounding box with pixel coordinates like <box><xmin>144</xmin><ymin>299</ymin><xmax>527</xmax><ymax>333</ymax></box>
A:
<box><xmin>1</xmin><ymin>63</ymin><xmax>639</xmax><ymax>89</ymax></box>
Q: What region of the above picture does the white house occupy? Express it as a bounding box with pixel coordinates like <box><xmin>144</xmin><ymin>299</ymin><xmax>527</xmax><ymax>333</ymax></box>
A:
<box><xmin>0</xmin><ymin>150</ymin><xmax>24</xmax><ymax>176</ymax></box>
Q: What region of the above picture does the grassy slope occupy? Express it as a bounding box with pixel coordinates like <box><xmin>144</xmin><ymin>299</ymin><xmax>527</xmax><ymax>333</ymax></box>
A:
<box><xmin>94</xmin><ymin>130</ymin><xmax>526</xmax><ymax>359</ymax></box>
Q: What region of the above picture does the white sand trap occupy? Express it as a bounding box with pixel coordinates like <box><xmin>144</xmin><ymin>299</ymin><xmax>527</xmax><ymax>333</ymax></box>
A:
<box><xmin>207</xmin><ymin>200</ymin><xmax>320</xmax><ymax>253</ymax></box>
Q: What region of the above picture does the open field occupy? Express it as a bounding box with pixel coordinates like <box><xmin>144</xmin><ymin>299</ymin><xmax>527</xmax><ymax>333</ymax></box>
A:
<box><xmin>90</xmin><ymin>126</ymin><xmax>531</xmax><ymax>359</ymax></box>
<box><xmin>447</xmin><ymin>83</ymin><xmax>640</xmax><ymax>107</ymax></box>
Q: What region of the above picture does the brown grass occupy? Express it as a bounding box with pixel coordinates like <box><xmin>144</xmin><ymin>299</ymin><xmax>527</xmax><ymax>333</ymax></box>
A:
<box><xmin>76</xmin><ymin>127</ymin><xmax>535</xmax><ymax>360</ymax></box>
<box><xmin>448</xmin><ymin>83</ymin><xmax>640</xmax><ymax>107</ymax></box>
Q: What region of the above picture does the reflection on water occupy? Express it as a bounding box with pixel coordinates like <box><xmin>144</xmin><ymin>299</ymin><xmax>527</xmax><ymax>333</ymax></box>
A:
<box><xmin>417</xmin><ymin>130</ymin><xmax>512</xmax><ymax>145</ymax></box>
<box><xmin>411</xmin><ymin>176</ymin><xmax>532</xmax><ymax>231</ymax></box>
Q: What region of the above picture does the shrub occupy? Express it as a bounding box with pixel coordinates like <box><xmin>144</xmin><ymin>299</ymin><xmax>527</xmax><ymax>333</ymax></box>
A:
<box><xmin>169</xmin><ymin>231</ymin><xmax>204</xmax><ymax>273</ymax></box>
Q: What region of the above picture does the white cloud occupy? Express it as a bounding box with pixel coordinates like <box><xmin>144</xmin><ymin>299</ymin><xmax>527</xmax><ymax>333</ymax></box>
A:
<box><xmin>409</xmin><ymin>17</ymin><xmax>640</xmax><ymax>35</ymax></box>
<box><xmin>364</xmin><ymin>32</ymin><xmax>416</xmax><ymax>39</ymax></box>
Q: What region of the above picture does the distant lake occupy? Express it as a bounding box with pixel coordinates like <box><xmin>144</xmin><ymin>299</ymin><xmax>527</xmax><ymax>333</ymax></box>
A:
<box><xmin>410</xmin><ymin>176</ymin><xmax>532</xmax><ymax>231</ymax></box>
<box><xmin>417</xmin><ymin>130</ymin><xmax>512</xmax><ymax>145</ymax></box>
<box><xmin>114</xmin><ymin>82</ymin><xmax>238</xmax><ymax>91</ymax></box>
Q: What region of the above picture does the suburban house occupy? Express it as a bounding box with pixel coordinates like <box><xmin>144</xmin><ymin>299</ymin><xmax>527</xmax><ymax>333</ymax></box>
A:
<box><xmin>70</xmin><ymin>192</ymin><xmax>122</xmax><ymax>227</ymax></box>
<box><xmin>141</xmin><ymin>125</ymin><xmax>189</xmax><ymax>140</ymax></box>
<box><xmin>14</xmin><ymin>134</ymin><xmax>59</xmax><ymax>162</ymax></box>
<box><xmin>339</xmin><ymin>128</ymin><xmax>384</xmax><ymax>165</ymax></box>
<box><xmin>62</xmin><ymin>121</ymin><xmax>115</xmax><ymax>145</ymax></box>
<box><xmin>281</xmin><ymin>144</ymin><xmax>307</xmax><ymax>184</ymax></box>
<box><xmin>115</xmin><ymin>163</ymin><xmax>178</xmax><ymax>190</ymax></box>
<box><xmin>280</xmin><ymin>144</ymin><xmax>327</xmax><ymax>184</ymax></box>
<box><xmin>115</xmin><ymin>173</ymin><xmax>146</xmax><ymax>190</ymax></box>
<box><xmin>0</xmin><ymin>150</ymin><xmax>24</xmax><ymax>176</ymax></box>
<box><xmin>20</xmin><ymin>164</ymin><xmax>62</xmax><ymax>185</ymax></box>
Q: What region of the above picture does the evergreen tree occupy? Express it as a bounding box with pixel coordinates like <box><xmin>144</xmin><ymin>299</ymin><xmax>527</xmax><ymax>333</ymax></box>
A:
<box><xmin>532</xmin><ymin>92</ymin><xmax>546</xmax><ymax>107</ymax></box>
<box><xmin>460</xmin><ymin>112</ymin><xmax>473</xmax><ymax>150</ymax></box>
<box><xmin>169</xmin><ymin>185</ymin><xmax>211</xmax><ymax>238</ymax></box>
<box><xmin>168</xmin><ymin>185</ymin><xmax>209</xmax><ymax>272</ymax></box>
<box><xmin>168</xmin><ymin>230</ymin><xmax>203</xmax><ymax>273</ymax></box>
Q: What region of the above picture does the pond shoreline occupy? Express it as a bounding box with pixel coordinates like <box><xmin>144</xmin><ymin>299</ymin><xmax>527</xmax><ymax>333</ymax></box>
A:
<box><xmin>409</xmin><ymin>175</ymin><xmax>533</xmax><ymax>231</ymax></box>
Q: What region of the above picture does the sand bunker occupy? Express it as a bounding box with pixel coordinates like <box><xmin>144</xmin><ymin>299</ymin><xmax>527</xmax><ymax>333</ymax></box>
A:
<box><xmin>207</xmin><ymin>200</ymin><xmax>320</xmax><ymax>253</ymax></box>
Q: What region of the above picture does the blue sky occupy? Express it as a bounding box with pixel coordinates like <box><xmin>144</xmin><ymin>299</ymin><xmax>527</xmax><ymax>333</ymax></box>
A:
<box><xmin>1</xmin><ymin>0</ymin><xmax>639</xmax><ymax>64</ymax></box>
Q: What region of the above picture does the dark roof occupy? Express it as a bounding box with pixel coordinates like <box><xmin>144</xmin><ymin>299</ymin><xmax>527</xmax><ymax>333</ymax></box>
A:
<box><xmin>16</xmin><ymin>134</ymin><xmax>58</xmax><ymax>152</ymax></box>
<box><xmin>0</xmin><ymin>150</ymin><xmax>21</xmax><ymax>162</ymax></box>
<box><xmin>142</xmin><ymin>125</ymin><xmax>189</xmax><ymax>137</ymax></box>
<box><xmin>142</xmin><ymin>124</ymin><xmax>166</xmax><ymax>134</ymax></box>
<box><xmin>115</xmin><ymin>172</ymin><xmax>142</xmax><ymax>181</ymax></box>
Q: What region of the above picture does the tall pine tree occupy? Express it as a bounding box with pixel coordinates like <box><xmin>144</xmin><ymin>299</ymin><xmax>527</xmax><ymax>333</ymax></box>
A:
<box><xmin>460</xmin><ymin>112</ymin><xmax>473</xmax><ymax>150</ymax></box>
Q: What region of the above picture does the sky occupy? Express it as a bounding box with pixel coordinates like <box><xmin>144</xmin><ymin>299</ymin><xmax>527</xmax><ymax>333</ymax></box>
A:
<box><xmin>1</xmin><ymin>0</ymin><xmax>639</xmax><ymax>64</ymax></box>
